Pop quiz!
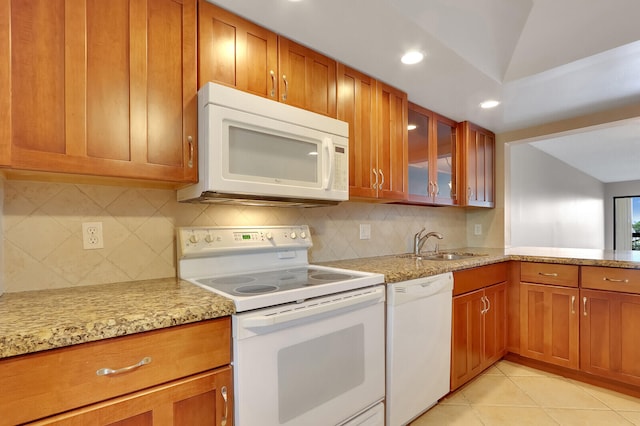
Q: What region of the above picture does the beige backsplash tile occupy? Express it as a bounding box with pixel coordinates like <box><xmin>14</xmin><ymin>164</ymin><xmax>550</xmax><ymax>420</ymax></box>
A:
<box><xmin>3</xmin><ymin>180</ymin><xmax>470</xmax><ymax>292</ymax></box>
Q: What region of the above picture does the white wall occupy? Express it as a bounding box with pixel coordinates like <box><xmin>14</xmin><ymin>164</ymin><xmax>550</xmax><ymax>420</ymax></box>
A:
<box><xmin>604</xmin><ymin>180</ymin><xmax>640</xmax><ymax>249</ymax></box>
<box><xmin>509</xmin><ymin>143</ymin><xmax>605</xmax><ymax>248</ymax></box>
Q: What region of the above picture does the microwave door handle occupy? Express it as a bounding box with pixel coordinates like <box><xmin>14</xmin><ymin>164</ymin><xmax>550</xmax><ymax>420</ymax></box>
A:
<box><xmin>322</xmin><ymin>137</ymin><xmax>335</xmax><ymax>190</ymax></box>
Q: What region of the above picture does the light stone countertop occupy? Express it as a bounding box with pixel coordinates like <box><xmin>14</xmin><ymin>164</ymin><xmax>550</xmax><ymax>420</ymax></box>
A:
<box><xmin>0</xmin><ymin>278</ymin><xmax>235</xmax><ymax>359</ymax></box>
<box><xmin>3</xmin><ymin>247</ymin><xmax>640</xmax><ymax>360</ymax></box>
<box><xmin>321</xmin><ymin>247</ymin><xmax>640</xmax><ymax>283</ymax></box>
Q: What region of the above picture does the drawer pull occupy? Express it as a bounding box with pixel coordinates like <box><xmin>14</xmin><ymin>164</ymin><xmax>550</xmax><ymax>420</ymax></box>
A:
<box><xmin>603</xmin><ymin>277</ymin><xmax>629</xmax><ymax>283</ymax></box>
<box><xmin>96</xmin><ymin>356</ymin><xmax>152</xmax><ymax>376</ymax></box>
<box><xmin>221</xmin><ymin>385</ymin><xmax>228</xmax><ymax>426</ymax></box>
<box><xmin>538</xmin><ymin>272</ymin><xmax>558</xmax><ymax>277</ymax></box>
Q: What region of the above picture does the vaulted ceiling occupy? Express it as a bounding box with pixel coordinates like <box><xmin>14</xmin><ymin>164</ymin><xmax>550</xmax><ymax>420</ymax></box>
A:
<box><xmin>208</xmin><ymin>0</ymin><xmax>640</xmax><ymax>181</ymax></box>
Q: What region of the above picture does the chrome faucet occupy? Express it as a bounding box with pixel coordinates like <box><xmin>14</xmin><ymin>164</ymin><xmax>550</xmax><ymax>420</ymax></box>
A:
<box><xmin>413</xmin><ymin>228</ymin><xmax>444</xmax><ymax>256</ymax></box>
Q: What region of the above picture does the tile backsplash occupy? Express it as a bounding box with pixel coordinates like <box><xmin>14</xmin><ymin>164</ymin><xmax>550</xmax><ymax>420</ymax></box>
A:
<box><xmin>3</xmin><ymin>180</ymin><xmax>467</xmax><ymax>292</ymax></box>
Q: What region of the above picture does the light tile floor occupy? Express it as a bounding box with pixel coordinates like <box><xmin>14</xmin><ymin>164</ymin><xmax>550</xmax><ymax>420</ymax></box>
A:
<box><xmin>410</xmin><ymin>360</ymin><xmax>640</xmax><ymax>425</ymax></box>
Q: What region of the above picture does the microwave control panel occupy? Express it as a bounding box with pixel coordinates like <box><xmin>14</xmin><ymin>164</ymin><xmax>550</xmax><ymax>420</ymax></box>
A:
<box><xmin>333</xmin><ymin>145</ymin><xmax>348</xmax><ymax>192</ymax></box>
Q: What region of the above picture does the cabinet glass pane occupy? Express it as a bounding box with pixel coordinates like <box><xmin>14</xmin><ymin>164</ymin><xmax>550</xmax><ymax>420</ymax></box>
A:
<box><xmin>436</xmin><ymin>120</ymin><xmax>456</xmax><ymax>200</ymax></box>
<box><xmin>408</xmin><ymin>108</ymin><xmax>430</xmax><ymax>196</ymax></box>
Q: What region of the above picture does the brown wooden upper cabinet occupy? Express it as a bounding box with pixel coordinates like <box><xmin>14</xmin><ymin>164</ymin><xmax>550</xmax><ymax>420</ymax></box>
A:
<box><xmin>458</xmin><ymin>121</ymin><xmax>495</xmax><ymax>208</ymax></box>
<box><xmin>198</xmin><ymin>0</ymin><xmax>278</xmax><ymax>100</ymax></box>
<box><xmin>338</xmin><ymin>65</ymin><xmax>407</xmax><ymax>201</ymax></box>
<box><xmin>1</xmin><ymin>0</ymin><xmax>198</xmax><ymax>183</ymax></box>
<box><xmin>198</xmin><ymin>1</ymin><xmax>337</xmax><ymax>118</ymax></box>
<box><xmin>407</xmin><ymin>103</ymin><xmax>458</xmax><ymax>206</ymax></box>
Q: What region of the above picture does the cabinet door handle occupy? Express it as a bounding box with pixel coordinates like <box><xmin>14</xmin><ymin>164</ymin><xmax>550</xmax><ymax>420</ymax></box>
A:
<box><xmin>372</xmin><ymin>168</ymin><xmax>378</xmax><ymax>189</ymax></box>
<box><xmin>378</xmin><ymin>169</ymin><xmax>385</xmax><ymax>189</ymax></box>
<box><xmin>282</xmin><ymin>74</ymin><xmax>288</xmax><ymax>101</ymax></box>
<box><xmin>187</xmin><ymin>135</ymin><xmax>194</xmax><ymax>168</ymax></box>
<box><xmin>96</xmin><ymin>356</ymin><xmax>152</xmax><ymax>376</ymax></box>
<box><xmin>485</xmin><ymin>295</ymin><xmax>491</xmax><ymax>313</ymax></box>
<box><xmin>434</xmin><ymin>182</ymin><xmax>440</xmax><ymax>196</ymax></box>
<box><xmin>538</xmin><ymin>272</ymin><xmax>558</xmax><ymax>277</ymax></box>
<box><xmin>270</xmin><ymin>70</ymin><xmax>276</xmax><ymax>97</ymax></box>
<box><xmin>603</xmin><ymin>277</ymin><xmax>629</xmax><ymax>283</ymax></box>
<box><xmin>583</xmin><ymin>296</ymin><xmax>588</xmax><ymax>316</ymax></box>
<box><xmin>571</xmin><ymin>295</ymin><xmax>575</xmax><ymax>314</ymax></box>
<box><xmin>480</xmin><ymin>296</ymin><xmax>487</xmax><ymax>314</ymax></box>
<box><xmin>468</xmin><ymin>186</ymin><xmax>474</xmax><ymax>200</ymax></box>
<box><xmin>220</xmin><ymin>385</ymin><xmax>228</xmax><ymax>426</ymax></box>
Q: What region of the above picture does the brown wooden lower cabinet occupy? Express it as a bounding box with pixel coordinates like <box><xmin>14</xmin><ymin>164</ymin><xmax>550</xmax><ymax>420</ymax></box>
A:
<box><xmin>451</xmin><ymin>282</ymin><xmax>506</xmax><ymax>390</ymax></box>
<box><xmin>581</xmin><ymin>289</ymin><xmax>640</xmax><ymax>386</ymax></box>
<box><xmin>30</xmin><ymin>367</ymin><xmax>232</xmax><ymax>426</ymax></box>
<box><xmin>520</xmin><ymin>283</ymin><xmax>579</xmax><ymax>369</ymax></box>
<box><xmin>0</xmin><ymin>318</ymin><xmax>232</xmax><ymax>425</ymax></box>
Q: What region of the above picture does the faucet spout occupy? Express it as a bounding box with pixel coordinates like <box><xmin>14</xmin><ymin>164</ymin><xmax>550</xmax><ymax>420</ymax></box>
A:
<box><xmin>413</xmin><ymin>228</ymin><xmax>426</xmax><ymax>255</ymax></box>
<box><xmin>414</xmin><ymin>230</ymin><xmax>444</xmax><ymax>255</ymax></box>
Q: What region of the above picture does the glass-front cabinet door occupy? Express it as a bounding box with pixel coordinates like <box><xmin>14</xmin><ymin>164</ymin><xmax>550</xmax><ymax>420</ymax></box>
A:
<box><xmin>407</xmin><ymin>104</ymin><xmax>431</xmax><ymax>201</ymax></box>
<box><xmin>407</xmin><ymin>103</ymin><xmax>457</xmax><ymax>205</ymax></box>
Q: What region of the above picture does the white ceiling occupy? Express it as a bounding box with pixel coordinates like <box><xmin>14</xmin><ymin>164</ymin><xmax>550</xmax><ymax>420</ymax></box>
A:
<box><xmin>207</xmin><ymin>0</ymin><xmax>640</xmax><ymax>182</ymax></box>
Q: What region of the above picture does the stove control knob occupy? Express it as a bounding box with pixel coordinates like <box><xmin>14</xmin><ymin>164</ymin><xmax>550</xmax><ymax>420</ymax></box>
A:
<box><xmin>290</xmin><ymin>232</ymin><xmax>297</xmax><ymax>239</ymax></box>
<box><xmin>265</xmin><ymin>232</ymin><xmax>273</xmax><ymax>240</ymax></box>
<box><xmin>205</xmin><ymin>234</ymin><xmax>214</xmax><ymax>243</ymax></box>
<box><xmin>300</xmin><ymin>231</ymin><xmax>307</xmax><ymax>239</ymax></box>
<box><xmin>189</xmin><ymin>234</ymin><xmax>199</xmax><ymax>244</ymax></box>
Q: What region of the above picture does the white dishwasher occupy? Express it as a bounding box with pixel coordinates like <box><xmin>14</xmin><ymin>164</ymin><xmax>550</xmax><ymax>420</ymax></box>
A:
<box><xmin>386</xmin><ymin>272</ymin><xmax>454</xmax><ymax>426</ymax></box>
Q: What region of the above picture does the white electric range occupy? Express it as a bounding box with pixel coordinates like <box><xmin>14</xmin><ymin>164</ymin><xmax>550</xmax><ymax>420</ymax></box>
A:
<box><xmin>177</xmin><ymin>225</ymin><xmax>385</xmax><ymax>426</ymax></box>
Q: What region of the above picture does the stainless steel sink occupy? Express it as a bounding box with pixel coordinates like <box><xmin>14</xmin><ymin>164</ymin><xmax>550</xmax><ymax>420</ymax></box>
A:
<box><xmin>420</xmin><ymin>253</ymin><xmax>476</xmax><ymax>261</ymax></box>
<box><xmin>396</xmin><ymin>252</ymin><xmax>486</xmax><ymax>261</ymax></box>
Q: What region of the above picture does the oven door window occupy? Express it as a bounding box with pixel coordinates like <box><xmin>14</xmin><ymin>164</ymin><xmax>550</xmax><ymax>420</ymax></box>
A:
<box><xmin>278</xmin><ymin>324</ymin><xmax>365</xmax><ymax>423</ymax></box>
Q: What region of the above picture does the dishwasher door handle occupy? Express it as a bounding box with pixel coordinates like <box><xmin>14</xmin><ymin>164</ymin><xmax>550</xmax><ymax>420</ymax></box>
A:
<box><xmin>392</xmin><ymin>274</ymin><xmax>453</xmax><ymax>302</ymax></box>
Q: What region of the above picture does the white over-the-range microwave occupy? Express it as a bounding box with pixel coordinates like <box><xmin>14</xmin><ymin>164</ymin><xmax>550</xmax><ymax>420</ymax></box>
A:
<box><xmin>178</xmin><ymin>82</ymin><xmax>349</xmax><ymax>207</ymax></box>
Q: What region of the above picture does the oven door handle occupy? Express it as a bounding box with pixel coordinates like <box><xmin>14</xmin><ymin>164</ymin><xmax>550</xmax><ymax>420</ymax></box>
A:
<box><xmin>242</xmin><ymin>288</ymin><xmax>384</xmax><ymax>328</ymax></box>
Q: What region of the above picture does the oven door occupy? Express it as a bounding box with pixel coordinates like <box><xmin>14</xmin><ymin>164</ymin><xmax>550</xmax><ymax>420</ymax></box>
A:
<box><xmin>233</xmin><ymin>286</ymin><xmax>385</xmax><ymax>426</ymax></box>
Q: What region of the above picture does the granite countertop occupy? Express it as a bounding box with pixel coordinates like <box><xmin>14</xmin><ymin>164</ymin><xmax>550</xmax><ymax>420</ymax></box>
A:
<box><xmin>3</xmin><ymin>246</ymin><xmax>640</xmax><ymax>360</ymax></box>
<box><xmin>0</xmin><ymin>278</ymin><xmax>235</xmax><ymax>359</ymax></box>
<box><xmin>321</xmin><ymin>248</ymin><xmax>510</xmax><ymax>283</ymax></box>
<box><xmin>322</xmin><ymin>247</ymin><xmax>640</xmax><ymax>283</ymax></box>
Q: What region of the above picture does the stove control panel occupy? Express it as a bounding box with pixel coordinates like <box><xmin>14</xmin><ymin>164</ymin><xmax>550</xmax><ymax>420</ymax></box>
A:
<box><xmin>177</xmin><ymin>225</ymin><xmax>312</xmax><ymax>258</ymax></box>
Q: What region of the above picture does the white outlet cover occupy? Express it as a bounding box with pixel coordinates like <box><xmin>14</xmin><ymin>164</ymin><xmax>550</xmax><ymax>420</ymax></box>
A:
<box><xmin>359</xmin><ymin>224</ymin><xmax>371</xmax><ymax>240</ymax></box>
<box><xmin>82</xmin><ymin>222</ymin><xmax>104</xmax><ymax>249</ymax></box>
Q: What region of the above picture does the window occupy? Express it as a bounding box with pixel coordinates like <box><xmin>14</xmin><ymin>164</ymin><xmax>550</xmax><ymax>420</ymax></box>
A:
<box><xmin>613</xmin><ymin>196</ymin><xmax>640</xmax><ymax>250</ymax></box>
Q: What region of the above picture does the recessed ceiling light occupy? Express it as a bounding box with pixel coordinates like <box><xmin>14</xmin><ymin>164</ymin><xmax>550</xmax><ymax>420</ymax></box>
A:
<box><xmin>407</xmin><ymin>124</ymin><xmax>417</xmax><ymax>131</ymax></box>
<box><xmin>480</xmin><ymin>100</ymin><xmax>500</xmax><ymax>109</ymax></box>
<box><xmin>401</xmin><ymin>51</ymin><xmax>424</xmax><ymax>65</ymax></box>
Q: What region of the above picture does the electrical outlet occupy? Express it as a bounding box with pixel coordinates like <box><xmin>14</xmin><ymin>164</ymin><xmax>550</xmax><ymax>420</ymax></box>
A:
<box><xmin>474</xmin><ymin>224</ymin><xmax>482</xmax><ymax>236</ymax></box>
<box><xmin>359</xmin><ymin>224</ymin><xmax>371</xmax><ymax>240</ymax></box>
<box><xmin>82</xmin><ymin>222</ymin><xmax>104</xmax><ymax>249</ymax></box>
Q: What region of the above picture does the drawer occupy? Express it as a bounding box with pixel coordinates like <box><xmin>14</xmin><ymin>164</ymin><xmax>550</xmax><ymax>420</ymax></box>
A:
<box><xmin>520</xmin><ymin>262</ymin><xmax>579</xmax><ymax>287</ymax></box>
<box><xmin>0</xmin><ymin>318</ymin><xmax>230</xmax><ymax>426</ymax></box>
<box><xmin>581</xmin><ymin>266</ymin><xmax>640</xmax><ymax>294</ymax></box>
<box><xmin>453</xmin><ymin>262</ymin><xmax>508</xmax><ymax>296</ymax></box>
